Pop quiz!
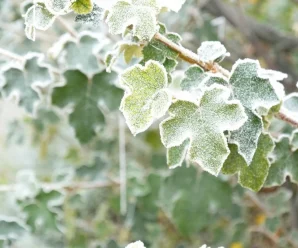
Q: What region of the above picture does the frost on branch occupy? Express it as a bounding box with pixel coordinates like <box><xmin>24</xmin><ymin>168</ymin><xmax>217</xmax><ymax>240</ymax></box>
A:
<box><xmin>106</xmin><ymin>0</ymin><xmax>159</xmax><ymax>40</ymax></box>
<box><xmin>265</xmin><ymin>133</ymin><xmax>298</xmax><ymax>187</ymax></box>
<box><xmin>0</xmin><ymin>54</ymin><xmax>53</xmax><ymax>113</ymax></box>
<box><xmin>50</xmin><ymin>32</ymin><xmax>106</xmax><ymax>78</ymax></box>
<box><xmin>197</xmin><ymin>41</ymin><xmax>230</xmax><ymax>63</ymax></box>
<box><xmin>222</xmin><ymin>134</ymin><xmax>275</xmax><ymax>191</ymax></box>
<box><xmin>24</xmin><ymin>3</ymin><xmax>56</xmax><ymax>41</ymax></box>
<box><xmin>160</xmin><ymin>85</ymin><xmax>247</xmax><ymax>175</ymax></box>
<box><xmin>229</xmin><ymin>59</ymin><xmax>281</xmax><ymax>165</ymax></box>
<box><xmin>52</xmin><ymin>70</ymin><xmax>122</xmax><ymax>143</ymax></box>
<box><xmin>120</xmin><ymin>61</ymin><xmax>171</xmax><ymax>135</ymax></box>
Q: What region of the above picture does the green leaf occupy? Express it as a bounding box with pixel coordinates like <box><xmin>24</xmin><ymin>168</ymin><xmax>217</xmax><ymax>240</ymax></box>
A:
<box><xmin>52</xmin><ymin>70</ymin><xmax>122</xmax><ymax>143</ymax></box>
<box><xmin>282</xmin><ymin>93</ymin><xmax>298</xmax><ymax>121</ymax></box>
<box><xmin>167</xmin><ymin>139</ymin><xmax>190</xmax><ymax>168</ymax></box>
<box><xmin>119</xmin><ymin>42</ymin><xmax>143</xmax><ymax>64</ymax></box>
<box><xmin>20</xmin><ymin>190</ymin><xmax>64</xmax><ymax>233</ymax></box>
<box><xmin>71</xmin><ymin>0</ymin><xmax>93</xmax><ymax>14</ymax></box>
<box><xmin>0</xmin><ymin>217</ymin><xmax>27</xmax><ymax>241</ymax></box>
<box><xmin>229</xmin><ymin>59</ymin><xmax>280</xmax><ymax>164</ymax></box>
<box><xmin>160</xmin><ymin>84</ymin><xmax>247</xmax><ymax>175</ymax></box>
<box><xmin>24</xmin><ymin>3</ymin><xmax>56</xmax><ymax>41</ymax></box>
<box><xmin>142</xmin><ymin>23</ymin><xmax>181</xmax><ymax>67</ymax></box>
<box><xmin>222</xmin><ymin>133</ymin><xmax>275</xmax><ymax>191</ymax></box>
<box><xmin>120</xmin><ymin>61</ymin><xmax>171</xmax><ymax>135</ymax></box>
<box><xmin>197</xmin><ymin>41</ymin><xmax>229</xmax><ymax>63</ymax></box>
<box><xmin>75</xmin><ymin>4</ymin><xmax>104</xmax><ymax>26</ymax></box>
<box><xmin>180</xmin><ymin>65</ymin><xmax>207</xmax><ymax>91</ymax></box>
<box><xmin>265</xmin><ymin>133</ymin><xmax>298</xmax><ymax>187</ymax></box>
<box><xmin>106</xmin><ymin>0</ymin><xmax>159</xmax><ymax>40</ymax></box>
<box><xmin>1</xmin><ymin>54</ymin><xmax>52</xmax><ymax>113</ymax></box>
<box><xmin>52</xmin><ymin>33</ymin><xmax>105</xmax><ymax>78</ymax></box>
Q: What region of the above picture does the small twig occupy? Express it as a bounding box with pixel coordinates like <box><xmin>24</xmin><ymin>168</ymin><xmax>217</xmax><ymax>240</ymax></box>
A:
<box><xmin>0</xmin><ymin>180</ymin><xmax>119</xmax><ymax>193</ymax></box>
<box><xmin>0</xmin><ymin>47</ymin><xmax>24</xmax><ymax>62</ymax></box>
<box><xmin>245</xmin><ymin>191</ymin><xmax>270</xmax><ymax>215</ymax></box>
<box><xmin>154</xmin><ymin>32</ymin><xmax>230</xmax><ymax>78</ymax></box>
<box><xmin>249</xmin><ymin>226</ymin><xmax>279</xmax><ymax>245</ymax></box>
<box><xmin>56</xmin><ymin>16</ymin><xmax>79</xmax><ymax>39</ymax></box>
<box><xmin>276</xmin><ymin>110</ymin><xmax>298</xmax><ymax>128</ymax></box>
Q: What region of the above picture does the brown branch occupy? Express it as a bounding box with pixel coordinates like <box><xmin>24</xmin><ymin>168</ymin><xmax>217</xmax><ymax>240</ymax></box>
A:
<box><xmin>154</xmin><ymin>32</ymin><xmax>230</xmax><ymax>78</ymax></box>
<box><xmin>154</xmin><ymin>32</ymin><xmax>298</xmax><ymax>128</ymax></box>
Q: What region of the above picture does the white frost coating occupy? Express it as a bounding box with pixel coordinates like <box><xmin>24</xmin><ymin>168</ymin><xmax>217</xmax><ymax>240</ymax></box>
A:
<box><xmin>45</xmin><ymin>0</ymin><xmax>72</xmax><ymax>15</ymax></box>
<box><xmin>48</xmin><ymin>33</ymin><xmax>74</xmax><ymax>59</ymax></box>
<box><xmin>229</xmin><ymin>59</ymin><xmax>281</xmax><ymax>164</ymax></box>
<box><xmin>125</xmin><ymin>241</ymin><xmax>146</xmax><ymax>248</ymax></box>
<box><xmin>120</xmin><ymin>60</ymin><xmax>171</xmax><ymax>135</ymax></box>
<box><xmin>282</xmin><ymin>92</ymin><xmax>298</xmax><ymax>121</ymax></box>
<box><xmin>106</xmin><ymin>0</ymin><xmax>159</xmax><ymax>40</ymax></box>
<box><xmin>0</xmin><ymin>216</ymin><xmax>27</xmax><ymax>240</ymax></box>
<box><xmin>197</xmin><ymin>41</ymin><xmax>230</xmax><ymax>63</ymax></box>
<box><xmin>15</xmin><ymin>170</ymin><xmax>40</xmax><ymax>200</ymax></box>
<box><xmin>160</xmin><ymin>84</ymin><xmax>247</xmax><ymax>176</ymax></box>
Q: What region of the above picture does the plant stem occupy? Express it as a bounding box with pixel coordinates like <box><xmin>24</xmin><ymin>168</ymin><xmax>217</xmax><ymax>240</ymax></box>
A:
<box><xmin>0</xmin><ymin>180</ymin><xmax>119</xmax><ymax>193</ymax></box>
<box><xmin>154</xmin><ymin>32</ymin><xmax>298</xmax><ymax>129</ymax></box>
<box><xmin>56</xmin><ymin>16</ymin><xmax>78</xmax><ymax>39</ymax></box>
<box><xmin>0</xmin><ymin>47</ymin><xmax>24</xmax><ymax>62</ymax></box>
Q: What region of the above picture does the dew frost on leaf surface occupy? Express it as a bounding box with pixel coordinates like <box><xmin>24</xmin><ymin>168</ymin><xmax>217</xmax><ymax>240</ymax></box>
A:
<box><xmin>52</xmin><ymin>70</ymin><xmax>122</xmax><ymax>143</ymax></box>
<box><xmin>197</xmin><ymin>41</ymin><xmax>230</xmax><ymax>63</ymax></box>
<box><xmin>125</xmin><ymin>241</ymin><xmax>146</xmax><ymax>248</ymax></box>
<box><xmin>75</xmin><ymin>4</ymin><xmax>104</xmax><ymax>26</ymax></box>
<box><xmin>52</xmin><ymin>32</ymin><xmax>106</xmax><ymax>78</ymax></box>
<box><xmin>265</xmin><ymin>133</ymin><xmax>298</xmax><ymax>187</ymax></box>
<box><xmin>229</xmin><ymin>59</ymin><xmax>280</xmax><ymax>165</ymax></box>
<box><xmin>222</xmin><ymin>133</ymin><xmax>275</xmax><ymax>191</ymax></box>
<box><xmin>282</xmin><ymin>93</ymin><xmax>298</xmax><ymax>121</ymax></box>
<box><xmin>45</xmin><ymin>0</ymin><xmax>72</xmax><ymax>15</ymax></box>
<box><xmin>24</xmin><ymin>3</ymin><xmax>56</xmax><ymax>41</ymax></box>
<box><xmin>0</xmin><ymin>217</ymin><xmax>27</xmax><ymax>241</ymax></box>
<box><xmin>160</xmin><ymin>84</ymin><xmax>247</xmax><ymax>175</ymax></box>
<box><xmin>120</xmin><ymin>60</ymin><xmax>171</xmax><ymax>135</ymax></box>
<box><xmin>0</xmin><ymin>54</ymin><xmax>53</xmax><ymax>113</ymax></box>
<box><xmin>106</xmin><ymin>0</ymin><xmax>159</xmax><ymax>40</ymax></box>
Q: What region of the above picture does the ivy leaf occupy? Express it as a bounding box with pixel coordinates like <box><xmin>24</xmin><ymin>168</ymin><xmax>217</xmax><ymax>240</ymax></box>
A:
<box><xmin>75</xmin><ymin>4</ymin><xmax>104</xmax><ymax>26</ymax></box>
<box><xmin>222</xmin><ymin>134</ymin><xmax>275</xmax><ymax>191</ymax></box>
<box><xmin>229</xmin><ymin>59</ymin><xmax>280</xmax><ymax>164</ymax></box>
<box><xmin>265</xmin><ymin>133</ymin><xmax>298</xmax><ymax>187</ymax></box>
<box><xmin>24</xmin><ymin>3</ymin><xmax>56</xmax><ymax>41</ymax></box>
<box><xmin>45</xmin><ymin>0</ymin><xmax>72</xmax><ymax>15</ymax></box>
<box><xmin>119</xmin><ymin>42</ymin><xmax>143</xmax><ymax>64</ymax></box>
<box><xmin>120</xmin><ymin>61</ymin><xmax>171</xmax><ymax>135</ymax></box>
<box><xmin>71</xmin><ymin>0</ymin><xmax>93</xmax><ymax>14</ymax></box>
<box><xmin>282</xmin><ymin>93</ymin><xmax>298</xmax><ymax>121</ymax></box>
<box><xmin>197</xmin><ymin>41</ymin><xmax>230</xmax><ymax>63</ymax></box>
<box><xmin>160</xmin><ymin>85</ymin><xmax>247</xmax><ymax>175</ymax></box>
<box><xmin>0</xmin><ymin>54</ymin><xmax>53</xmax><ymax>113</ymax></box>
<box><xmin>0</xmin><ymin>217</ymin><xmax>27</xmax><ymax>241</ymax></box>
<box><xmin>52</xmin><ymin>70</ymin><xmax>122</xmax><ymax>143</ymax></box>
<box><xmin>167</xmin><ymin>139</ymin><xmax>190</xmax><ymax>168</ymax></box>
<box><xmin>52</xmin><ymin>33</ymin><xmax>105</xmax><ymax>78</ymax></box>
<box><xmin>106</xmin><ymin>0</ymin><xmax>159</xmax><ymax>40</ymax></box>
<box><xmin>19</xmin><ymin>190</ymin><xmax>64</xmax><ymax>233</ymax></box>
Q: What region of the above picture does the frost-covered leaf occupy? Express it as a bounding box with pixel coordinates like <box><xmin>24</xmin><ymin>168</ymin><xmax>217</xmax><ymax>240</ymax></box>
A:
<box><xmin>106</xmin><ymin>0</ymin><xmax>159</xmax><ymax>40</ymax></box>
<box><xmin>45</xmin><ymin>0</ymin><xmax>72</xmax><ymax>15</ymax></box>
<box><xmin>52</xmin><ymin>70</ymin><xmax>122</xmax><ymax>143</ymax></box>
<box><xmin>52</xmin><ymin>32</ymin><xmax>106</xmax><ymax>78</ymax></box>
<box><xmin>142</xmin><ymin>23</ymin><xmax>181</xmax><ymax>67</ymax></box>
<box><xmin>75</xmin><ymin>4</ymin><xmax>104</xmax><ymax>26</ymax></box>
<box><xmin>167</xmin><ymin>139</ymin><xmax>189</xmax><ymax>168</ymax></box>
<box><xmin>125</xmin><ymin>241</ymin><xmax>146</xmax><ymax>248</ymax></box>
<box><xmin>197</xmin><ymin>41</ymin><xmax>230</xmax><ymax>63</ymax></box>
<box><xmin>120</xmin><ymin>61</ymin><xmax>171</xmax><ymax>135</ymax></box>
<box><xmin>160</xmin><ymin>85</ymin><xmax>247</xmax><ymax>175</ymax></box>
<box><xmin>222</xmin><ymin>134</ymin><xmax>274</xmax><ymax>191</ymax></box>
<box><xmin>0</xmin><ymin>217</ymin><xmax>27</xmax><ymax>240</ymax></box>
<box><xmin>180</xmin><ymin>65</ymin><xmax>206</xmax><ymax>91</ymax></box>
<box><xmin>71</xmin><ymin>0</ymin><xmax>93</xmax><ymax>14</ymax></box>
<box><xmin>19</xmin><ymin>190</ymin><xmax>64</xmax><ymax>233</ymax></box>
<box><xmin>24</xmin><ymin>3</ymin><xmax>56</xmax><ymax>41</ymax></box>
<box><xmin>1</xmin><ymin>54</ymin><xmax>53</xmax><ymax>113</ymax></box>
<box><xmin>265</xmin><ymin>134</ymin><xmax>298</xmax><ymax>187</ymax></box>
<box><xmin>157</xmin><ymin>0</ymin><xmax>186</xmax><ymax>12</ymax></box>
<box><xmin>282</xmin><ymin>93</ymin><xmax>298</xmax><ymax>121</ymax></box>
<box><xmin>229</xmin><ymin>59</ymin><xmax>280</xmax><ymax>164</ymax></box>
